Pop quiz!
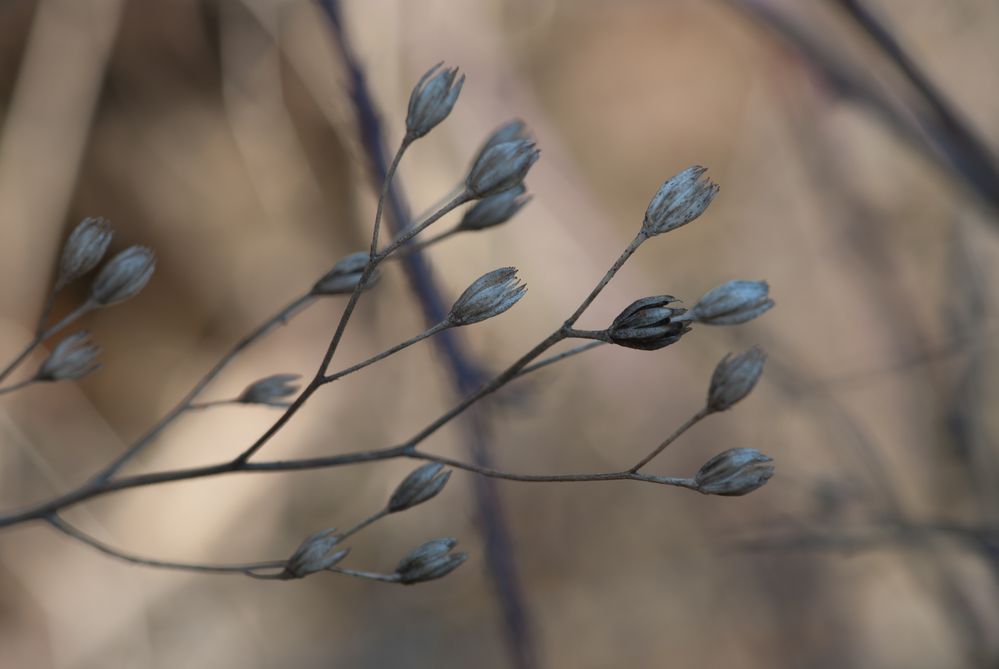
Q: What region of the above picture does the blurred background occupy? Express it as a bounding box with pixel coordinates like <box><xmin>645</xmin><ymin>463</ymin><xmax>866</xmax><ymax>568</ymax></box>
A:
<box><xmin>1</xmin><ymin>0</ymin><xmax>998</xmax><ymax>667</ymax></box>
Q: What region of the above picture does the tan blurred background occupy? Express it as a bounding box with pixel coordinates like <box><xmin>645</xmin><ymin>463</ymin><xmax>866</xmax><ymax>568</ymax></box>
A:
<box><xmin>1</xmin><ymin>0</ymin><xmax>998</xmax><ymax>667</ymax></box>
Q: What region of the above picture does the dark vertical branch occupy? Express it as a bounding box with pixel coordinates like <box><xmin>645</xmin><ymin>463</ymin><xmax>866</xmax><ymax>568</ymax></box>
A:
<box><xmin>317</xmin><ymin>3</ymin><xmax>538</xmax><ymax>667</ymax></box>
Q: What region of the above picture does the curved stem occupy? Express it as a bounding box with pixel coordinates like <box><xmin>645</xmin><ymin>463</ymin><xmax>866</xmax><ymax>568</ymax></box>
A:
<box><xmin>563</xmin><ymin>232</ymin><xmax>646</xmax><ymax>327</ymax></box>
<box><xmin>46</xmin><ymin>513</ymin><xmax>287</xmax><ymax>578</ymax></box>
<box><xmin>0</xmin><ymin>378</ymin><xmax>37</xmax><ymax>396</ymax></box>
<box><xmin>514</xmin><ymin>341</ymin><xmax>605</xmax><ymax>378</ymax></box>
<box><xmin>327</xmin><ymin>566</ymin><xmax>401</xmax><ymax>583</ymax></box>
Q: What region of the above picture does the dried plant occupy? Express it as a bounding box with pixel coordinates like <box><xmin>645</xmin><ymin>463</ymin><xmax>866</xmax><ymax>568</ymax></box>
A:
<box><xmin>0</xmin><ymin>63</ymin><xmax>776</xmax><ymax>586</ymax></box>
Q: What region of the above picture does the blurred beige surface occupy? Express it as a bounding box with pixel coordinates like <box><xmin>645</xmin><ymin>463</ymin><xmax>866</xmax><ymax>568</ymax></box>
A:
<box><xmin>1</xmin><ymin>0</ymin><xmax>998</xmax><ymax>667</ymax></box>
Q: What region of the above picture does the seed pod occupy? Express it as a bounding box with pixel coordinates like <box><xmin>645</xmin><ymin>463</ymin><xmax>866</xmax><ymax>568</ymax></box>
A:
<box><xmin>688</xmin><ymin>280</ymin><xmax>774</xmax><ymax>326</ymax></box>
<box><xmin>470</xmin><ymin>119</ymin><xmax>530</xmax><ymax>168</ymax></box>
<box><xmin>707</xmin><ymin>347</ymin><xmax>766</xmax><ymax>412</ymax></box>
<box><xmin>395</xmin><ymin>538</ymin><xmax>467</xmax><ymax>585</ymax></box>
<box><xmin>388</xmin><ymin>462</ymin><xmax>452</xmax><ymax>512</ymax></box>
<box><xmin>238</xmin><ymin>373</ymin><xmax>301</xmax><ymax>406</ymax></box>
<box><xmin>89</xmin><ymin>245</ymin><xmax>156</xmax><ymax>306</ymax></box>
<box><xmin>694</xmin><ymin>448</ymin><xmax>774</xmax><ymax>496</ymax></box>
<box><xmin>607</xmin><ymin>296</ymin><xmax>690</xmax><ymax>350</ymax></box>
<box><xmin>36</xmin><ymin>331</ymin><xmax>101</xmax><ymax>381</ymax></box>
<box><xmin>406</xmin><ymin>63</ymin><xmax>464</xmax><ymax>139</ymax></box>
<box><xmin>57</xmin><ymin>217</ymin><xmax>113</xmax><ymax>288</ymax></box>
<box><xmin>466</xmin><ymin>139</ymin><xmax>540</xmax><ymax>198</ymax></box>
<box><xmin>446</xmin><ymin>267</ymin><xmax>527</xmax><ymax>326</ymax></box>
<box><xmin>642</xmin><ymin>165</ymin><xmax>719</xmax><ymax>237</ymax></box>
<box><xmin>283</xmin><ymin>528</ymin><xmax>348</xmax><ymax>579</ymax></box>
<box><xmin>312</xmin><ymin>252</ymin><xmax>379</xmax><ymax>296</ymax></box>
<box><xmin>458</xmin><ymin>184</ymin><xmax>531</xmax><ymax>232</ymax></box>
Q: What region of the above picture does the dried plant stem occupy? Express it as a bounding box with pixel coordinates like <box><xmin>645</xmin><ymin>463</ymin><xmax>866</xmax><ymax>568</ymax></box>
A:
<box><xmin>515</xmin><ymin>341</ymin><xmax>606</xmax><ymax>377</ymax></box>
<box><xmin>564</xmin><ymin>232</ymin><xmax>646</xmax><ymax>326</ymax></box>
<box><xmin>629</xmin><ymin>407</ymin><xmax>712</xmax><ymax>472</ymax></box>
<box><xmin>89</xmin><ymin>292</ymin><xmax>316</xmax><ymax>484</ymax></box>
<box><xmin>321</xmin><ymin>321</ymin><xmax>449</xmax><ymax>384</ymax></box>
<box><xmin>328</xmin><ymin>566</ymin><xmax>401</xmax><ymax>583</ymax></box>
<box><xmin>392</xmin><ymin>225</ymin><xmax>460</xmax><ymax>257</ymax></box>
<box><xmin>0</xmin><ymin>299</ymin><xmax>94</xmax><ymax>384</ymax></box>
<box><xmin>0</xmin><ymin>379</ymin><xmax>35</xmax><ymax>395</ymax></box>
<box><xmin>46</xmin><ymin>513</ymin><xmax>287</xmax><ymax>578</ymax></box>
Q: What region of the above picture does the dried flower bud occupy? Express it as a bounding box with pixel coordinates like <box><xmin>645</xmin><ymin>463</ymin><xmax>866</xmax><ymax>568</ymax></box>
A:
<box><xmin>446</xmin><ymin>267</ymin><xmax>527</xmax><ymax>326</ymax></box>
<box><xmin>89</xmin><ymin>245</ymin><xmax>156</xmax><ymax>306</ymax></box>
<box><xmin>471</xmin><ymin>119</ymin><xmax>530</xmax><ymax>167</ymax></box>
<box><xmin>238</xmin><ymin>373</ymin><xmax>301</xmax><ymax>406</ymax></box>
<box><xmin>607</xmin><ymin>296</ymin><xmax>691</xmax><ymax>350</ymax></box>
<box><xmin>396</xmin><ymin>538</ymin><xmax>467</xmax><ymax>585</ymax></box>
<box><xmin>406</xmin><ymin>63</ymin><xmax>464</xmax><ymax>139</ymax></box>
<box><xmin>284</xmin><ymin>528</ymin><xmax>348</xmax><ymax>579</ymax></box>
<box><xmin>36</xmin><ymin>331</ymin><xmax>101</xmax><ymax>381</ymax></box>
<box><xmin>388</xmin><ymin>462</ymin><xmax>452</xmax><ymax>512</ymax></box>
<box><xmin>708</xmin><ymin>347</ymin><xmax>766</xmax><ymax>412</ymax></box>
<box><xmin>688</xmin><ymin>280</ymin><xmax>774</xmax><ymax>326</ymax></box>
<box><xmin>642</xmin><ymin>166</ymin><xmax>719</xmax><ymax>237</ymax></box>
<box><xmin>57</xmin><ymin>217</ymin><xmax>112</xmax><ymax>288</ymax></box>
<box><xmin>458</xmin><ymin>184</ymin><xmax>531</xmax><ymax>232</ymax></box>
<box><xmin>694</xmin><ymin>448</ymin><xmax>774</xmax><ymax>496</ymax></box>
<box><xmin>466</xmin><ymin>139</ymin><xmax>540</xmax><ymax>198</ymax></box>
<box><xmin>312</xmin><ymin>252</ymin><xmax>379</xmax><ymax>295</ymax></box>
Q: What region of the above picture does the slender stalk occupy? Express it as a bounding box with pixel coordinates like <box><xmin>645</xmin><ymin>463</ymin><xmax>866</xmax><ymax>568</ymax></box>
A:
<box><xmin>328</xmin><ymin>566</ymin><xmax>401</xmax><ymax>583</ymax></box>
<box><xmin>629</xmin><ymin>407</ymin><xmax>712</xmax><ymax>473</ymax></box>
<box><xmin>515</xmin><ymin>341</ymin><xmax>605</xmax><ymax>378</ymax></box>
<box><xmin>321</xmin><ymin>321</ymin><xmax>449</xmax><ymax>384</ymax></box>
<box><xmin>0</xmin><ymin>378</ymin><xmax>36</xmax><ymax>395</ymax></box>
<box><xmin>390</xmin><ymin>225</ymin><xmax>460</xmax><ymax>258</ymax></box>
<box><xmin>0</xmin><ymin>300</ymin><xmax>94</xmax><ymax>384</ymax></box>
<box><xmin>563</xmin><ymin>232</ymin><xmax>646</xmax><ymax>327</ymax></box>
<box><xmin>46</xmin><ymin>514</ymin><xmax>287</xmax><ymax>578</ymax></box>
<box><xmin>340</xmin><ymin>508</ymin><xmax>390</xmax><ymax>542</ymax></box>
<box><xmin>89</xmin><ymin>292</ymin><xmax>316</xmax><ymax>484</ymax></box>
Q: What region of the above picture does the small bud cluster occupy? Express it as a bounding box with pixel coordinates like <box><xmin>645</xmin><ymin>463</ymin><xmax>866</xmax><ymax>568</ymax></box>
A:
<box><xmin>608</xmin><ymin>296</ymin><xmax>690</xmax><ymax>351</ymax></box>
<box><xmin>459</xmin><ymin>184</ymin><xmax>531</xmax><ymax>232</ymax></box>
<box><xmin>57</xmin><ymin>217</ymin><xmax>112</xmax><ymax>289</ymax></box>
<box><xmin>238</xmin><ymin>374</ymin><xmax>301</xmax><ymax>406</ymax></box>
<box><xmin>446</xmin><ymin>268</ymin><xmax>527</xmax><ymax>326</ymax></box>
<box><xmin>36</xmin><ymin>332</ymin><xmax>101</xmax><ymax>381</ymax></box>
<box><xmin>642</xmin><ymin>166</ymin><xmax>719</xmax><ymax>237</ymax></box>
<box><xmin>395</xmin><ymin>538</ymin><xmax>467</xmax><ymax>585</ymax></box>
<box><xmin>90</xmin><ymin>246</ymin><xmax>156</xmax><ymax>307</ymax></box>
<box><xmin>389</xmin><ymin>463</ymin><xmax>451</xmax><ymax>512</ymax></box>
<box><xmin>707</xmin><ymin>347</ymin><xmax>766</xmax><ymax>412</ymax></box>
<box><xmin>312</xmin><ymin>252</ymin><xmax>378</xmax><ymax>296</ymax></box>
<box><xmin>695</xmin><ymin>448</ymin><xmax>774</xmax><ymax>496</ymax></box>
<box><xmin>284</xmin><ymin>529</ymin><xmax>349</xmax><ymax>579</ymax></box>
<box><xmin>689</xmin><ymin>280</ymin><xmax>773</xmax><ymax>325</ymax></box>
<box><xmin>406</xmin><ymin>63</ymin><xmax>464</xmax><ymax>139</ymax></box>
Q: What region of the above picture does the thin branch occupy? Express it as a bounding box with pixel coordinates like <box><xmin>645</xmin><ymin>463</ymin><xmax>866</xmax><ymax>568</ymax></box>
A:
<box><xmin>46</xmin><ymin>513</ymin><xmax>287</xmax><ymax>578</ymax></box>
<box><xmin>514</xmin><ymin>341</ymin><xmax>606</xmax><ymax>378</ymax></box>
<box><xmin>0</xmin><ymin>299</ymin><xmax>94</xmax><ymax>385</ymax></box>
<box><xmin>0</xmin><ymin>378</ymin><xmax>37</xmax><ymax>395</ymax></box>
<box><xmin>630</xmin><ymin>407</ymin><xmax>712</xmax><ymax>473</ymax></box>
<box><xmin>321</xmin><ymin>321</ymin><xmax>449</xmax><ymax>384</ymax></box>
<box><xmin>327</xmin><ymin>566</ymin><xmax>401</xmax><ymax>583</ymax></box>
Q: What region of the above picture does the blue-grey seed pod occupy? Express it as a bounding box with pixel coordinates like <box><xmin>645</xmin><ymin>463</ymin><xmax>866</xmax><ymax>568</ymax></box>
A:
<box><xmin>689</xmin><ymin>280</ymin><xmax>774</xmax><ymax>326</ymax></box>
<box><xmin>607</xmin><ymin>296</ymin><xmax>690</xmax><ymax>350</ymax></box>
<box><xmin>470</xmin><ymin>120</ymin><xmax>530</xmax><ymax>167</ymax></box>
<box><xmin>642</xmin><ymin>166</ymin><xmax>719</xmax><ymax>237</ymax></box>
<box><xmin>312</xmin><ymin>252</ymin><xmax>379</xmax><ymax>295</ymax></box>
<box><xmin>395</xmin><ymin>538</ymin><xmax>467</xmax><ymax>585</ymax></box>
<box><xmin>708</xmin><ymin>347</ymin><xmax>766</xmax><ymax>412</ymax></box>
<box><xmin>283</xmin><ymin>528</ymin><xmax>348</xmax><ymax>579</ymax></box>
<box><xmin>388</xmin><ymin>462</ymin><xmax>452</xmax><ymax>512</ymax></box>
<box><xmin>406</xmin><ymin>63</ymin><xmax>464</xmax><ymax>139</ymax></box>
<box><xmin>458</xmin><ymin>184</ymin><xmax>531</xmax><ymax>232</ymax></box>
<box><xmin>694</xmin><ymin>448</ymin><xmax>774</xmax><ymax>496</ymax></box>
<box><xmin>446</xmin><ymin>267</ymin><xmax>527</xmax><ymax>326</ymax></box>
<box><xmin>238</xmin><ymin>373</ymin><xmax>301</xmax><ymax>406</ymax></box>
<box><xmin>89</xmin><ymin>246</ymin><xmax>156</xmax><ymax>306</ymax></box>
<box><xmin>36</xmin><ymin>331</ymin><xmax>101</xmax><ymax>381</ymax></box>
<box><xmin>58</xmin><ymin>217</ymin><xmax>113</xmax><ymax>288</ymax></box>
<box><xmin>466</xmin><ymin>139</ymin><xmax>540</xmax><ymax>198</ymax></box>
